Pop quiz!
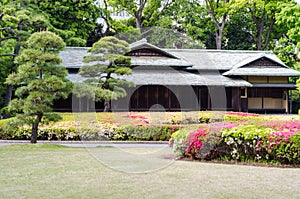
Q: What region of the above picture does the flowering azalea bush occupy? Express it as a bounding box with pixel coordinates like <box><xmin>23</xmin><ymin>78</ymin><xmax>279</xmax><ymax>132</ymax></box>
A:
<box><xmin>262</xmin><ymin>130</ymin><xmax>300</xmax><ymax>164</ymax></box>
<box><xmin>170</xmin><ymin>122</ymin><xmax>237</xmax><ymax>160</ymax></box>
<box><xmin>218</xmin><ymin>125</ymin><xmax>273</xmax><ymax>161</ymax></box>
<box><xmin>170</xmin><ymin>116</ymin><xmax>300</xmax><ymax>165</ymax></box>
<box><xmin>184</xmin><ymin>129</ymin><xmax>207</xmax><ymax>159</ymax></box>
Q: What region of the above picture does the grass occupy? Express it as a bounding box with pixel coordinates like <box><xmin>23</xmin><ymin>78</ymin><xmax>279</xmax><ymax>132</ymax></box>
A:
<box><xmin>0</xmin><ymin>144</ymin><xmax>300</xmax><ymax>199</ymax></box>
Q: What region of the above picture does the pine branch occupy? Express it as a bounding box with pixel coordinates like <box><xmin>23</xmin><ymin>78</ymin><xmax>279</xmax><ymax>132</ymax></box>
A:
<box><xmin>0</xmin><ymin>36</ymin><xmax>17</xmax><ymax>42</ymax></box>
<box><xmin>0</xmin><ymin>53</ymin><xmax>17</xmax><ymax>57</ymax></box>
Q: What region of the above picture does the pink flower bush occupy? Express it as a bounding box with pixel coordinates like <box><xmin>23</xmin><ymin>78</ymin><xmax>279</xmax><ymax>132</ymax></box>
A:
<box><xmin>208</xmin><ymin>122</ymin><xmax>236</xmax><ymax>131</ymax></box>
<box><xmin>126</xmin><ymin>114</ymin><xmax>150</xmax><ymax>125</ymax></box>
<box><xmin>226</xmin><ymin>112</ymin><xmax>259</xmax><ymax>117</ymax></box>
<box><xmin>261</xmin><ymin>121</ymin><xmax>300</xmax><ymax>132</ymax></box>
<box><xmin>184</xmin><ymin>129</ymin><xmax>207</xmax><ymax>159</ymax></box>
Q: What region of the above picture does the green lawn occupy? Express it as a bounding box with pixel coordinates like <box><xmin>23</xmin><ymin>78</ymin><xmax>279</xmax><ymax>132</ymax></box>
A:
<box><xmin>0</xmin><ymin>144</ymin><xmax>300</xmax><ymax>199</ymax></box>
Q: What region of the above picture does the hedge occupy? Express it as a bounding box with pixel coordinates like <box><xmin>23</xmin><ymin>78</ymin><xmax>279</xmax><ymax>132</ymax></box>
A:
<box><xmin>0</xmin><ymin>125</ymin><xmax>179</xmax><ymax>142</ymax></box>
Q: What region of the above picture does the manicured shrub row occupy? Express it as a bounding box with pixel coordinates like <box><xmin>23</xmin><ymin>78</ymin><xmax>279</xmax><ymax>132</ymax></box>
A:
<box><xmin>0</xmin><ymin>125</ymin><xmax>178</xmax><ymax>141</ymax></box>
<box><xmin>170</xmin><ymin>122</ymin><xmax>300</xmax><ymax>165</ymax></box>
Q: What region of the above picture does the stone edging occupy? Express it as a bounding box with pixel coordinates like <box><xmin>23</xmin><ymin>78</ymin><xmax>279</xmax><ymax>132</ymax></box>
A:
<box><xmin>0</xmin><ymin>140</ymin><xmax>169</xmax><ymax>144</ymax></box>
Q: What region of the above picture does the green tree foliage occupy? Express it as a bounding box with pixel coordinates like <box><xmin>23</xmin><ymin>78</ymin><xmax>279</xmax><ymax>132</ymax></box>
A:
<box><xmin>229</xmin><ymin>0</ymin><xmax>287</xmax><ymax>50</ymax></box>
<box><xmin>276</xmin><ymin>1</ymin><xmax>300</xmax><ymax>50</ymax></box>
<box><xmin>107</xmin><ymin>0</ymin><xmax>171</xmax><ymax>30</ymax></box>
<box><xmin>273</xmin><ymin>1</ymin><xmax>300</xmax><ymax>111</ymax></box>
<box><xmin>142</xmin><ymin>27</ymin><xmax>205</xmax><ymax>49</ymax></box>
<box><xmin>0</xmin><ymin>0</ymin><xmax>50</xmax><ymax>110</ymax></box>
<box><xmin>75</xmin><ymin>36</ymin><xmax>133</xmax><ymax>106</ymax></box>
<box><xmin>5</xmin><ymin>31</ymin><xmax>72</xmax><ymax>143</ymax></box>
<box><xmin>157</xmin><ymin>0</ymin><xmax>212</xmax><ymax>48</ymax></box>
<box><xmin>273</xmin><ymin>2</ymin><xmax>300</xmax><ymax>83</ymax></box>
<box><xmin>224</xmin><ymin>11</ymin><xmax>255</xmax><ymax>50</ymax></box>
<box><xmin>34</xmin><ymin>0</ymin><xmax>102</xmax><ymax>46</ymax></box>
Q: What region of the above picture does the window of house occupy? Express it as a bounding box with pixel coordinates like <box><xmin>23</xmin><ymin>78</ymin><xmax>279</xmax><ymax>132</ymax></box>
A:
<box><xmin>240</xmin><ymin>87</ymin><xmax>247</xmax><ymax>98</ymax></box>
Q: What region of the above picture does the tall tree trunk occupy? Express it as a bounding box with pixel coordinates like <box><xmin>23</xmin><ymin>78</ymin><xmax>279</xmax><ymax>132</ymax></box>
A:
<box><xmin>135</xmin><ymin>16</ymin><xmax>142</xmax><ymax>30</ymax></box>
<box><xmin>31</xmin><ymin>113</ymin><xmax>42</xmax><ymax>144</ymax></box>
<box><xmin>4</xmin><ymin>22</ymin><xmax>21</xmax><ymax>110</ymax></box>
<box><xmin>205</xmin><ymin>0</ymin><xmax>228</xmax><ymax>50</ymax></box>
<box><xmin>216</xmin><ymin>30</ymin><xmax>222</xmax><ymax>50</ymax></box>
<box><xmin>256</xmin><ymin>18</ymin><xmax>264</xmax><ymax>50</ymax></box>
<box><xmin>4</xmin><ymin>85</ymin><xmax>13</xmax><ymax>107</ymax></box>
<box><xmin>134</xmin><ymin>0</ymin><xmax>146</xmax><ymax>31</ymax></box>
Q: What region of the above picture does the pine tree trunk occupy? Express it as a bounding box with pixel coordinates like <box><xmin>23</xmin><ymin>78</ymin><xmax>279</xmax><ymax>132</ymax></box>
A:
<box><xmin>31</xmin><ymin>114</ymin><xmax>42</xmax><ymax>144</ymax></box>
<box><xmin>3</xmin><ymin>85</ymin><xmax>13</xmax><ymax>118</ymax></box>
<box><xmin>31</xmin><ymin>122</ymin><xmax>38</xmax><ymax>144</ymax></box>
<box><xmin>4</xmin><ymin>85</ymin><xmax>13</xmax><ymax>107</ymax></box>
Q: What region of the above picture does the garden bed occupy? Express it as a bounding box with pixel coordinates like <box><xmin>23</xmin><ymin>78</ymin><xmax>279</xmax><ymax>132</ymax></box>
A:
<box><xmin>1</xmin><ymin>111</ymin><xmax>300</xmax><ymax>166</ymax></box>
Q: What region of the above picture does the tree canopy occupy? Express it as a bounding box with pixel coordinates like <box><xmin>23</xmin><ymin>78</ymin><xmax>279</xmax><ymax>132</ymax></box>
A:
<box><xmin>34</xmin><ymin>0</ymin><xmax>102</xmax><ymax>46</ymax></box>
<box><xmin>0</xmin><ymin>0</ymin><xmax>50</xmax><ymax>112</ymax></box>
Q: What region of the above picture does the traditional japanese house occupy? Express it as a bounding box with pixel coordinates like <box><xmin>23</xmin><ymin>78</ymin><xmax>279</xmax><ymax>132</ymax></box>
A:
<box><xmin>57</xmin><ymin>39</ymin><xmax>300</xmax><ymax>113</ymax></box>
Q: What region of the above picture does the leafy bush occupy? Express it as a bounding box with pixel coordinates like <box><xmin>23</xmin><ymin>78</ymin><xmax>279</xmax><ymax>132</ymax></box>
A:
<box><xmin>263</xmin><ymin>131</ymin><xmax>300</xmax><ymax>164</ymax></box>
<box><xmin>169</xmin><ymin>128</ymin><xmax>190</xmax><ymax>156</ymax></box>
<box><xmin>105</xmin><ymin>125</ymin><xmax>178</xmax><ymax>141</ymax></box>
<box><xmin>171</xmin><ymin>123</ymin><xmax>300</xmax><ymax>165</ymax></box>
<box><xmin>0</xmin><ymin>123</ymin><xmax>178</xmax><ymax>142</ymax></box>
<box><xmin>184</xmin><ymin>129</ymin><xmax>206</xmax><ymax>159</ymax></box>
<box><xmin>217</xmin><ymin>125</ymin><xmax>273</xmax><ymax>162</ymax></box>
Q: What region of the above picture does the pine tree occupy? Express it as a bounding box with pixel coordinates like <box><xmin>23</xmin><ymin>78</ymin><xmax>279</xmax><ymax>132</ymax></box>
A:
<box><xmin>75</xmin><ymin>36</ymin><xmax>133</xmax><ymax>110</ymax></box>
<box><xmin>6</xmin><ymin>31</ymin><xmax>72</xmax><ymax>143</ymax></box>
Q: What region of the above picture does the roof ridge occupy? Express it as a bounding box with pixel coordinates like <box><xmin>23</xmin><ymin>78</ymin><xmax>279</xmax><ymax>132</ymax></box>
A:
<box><xmin>165</xmin><ymin>49</ymin><xmax>273</xmax><ymax>53</ymax></box>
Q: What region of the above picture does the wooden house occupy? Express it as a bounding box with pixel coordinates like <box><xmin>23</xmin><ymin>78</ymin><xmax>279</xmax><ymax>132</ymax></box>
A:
<box><xmin>57</xmin><ymin>39</ymin><xmax>300</xmax><ymax>113</ymax></box>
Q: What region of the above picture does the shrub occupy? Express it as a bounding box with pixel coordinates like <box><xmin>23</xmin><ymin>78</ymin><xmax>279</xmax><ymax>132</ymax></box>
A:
<box><xmin>169</xmin><ymin>128</ymin><xmax>190</xmax><ymax>156</ymax></box>
<box><xmin>262</xmin><ymin>130</ymin><xmax>300</xmax><ymax>164</ymax></box>
<box><xmin>106</xmin><ymin>125</ymin><xmax>177</xmax><ymax>141</ymax></box>
<box><xmin>218</xmin><ymin>125</ymin><xmax>273</xmax><ymax>162</ymax></box>
<box><xmin>0</xmin><ymin>123</ymin><xmax>178</xmax><ymax>142</ymax></box>
<box><xmin>171</xmin><ymin>123</ymin><xmax>300</xmax><ymax>165</ymax></box>
<box><xmin>184</xmin><ymin>129</ymin><xmax>206</xmax><ymax>159</ymax></box>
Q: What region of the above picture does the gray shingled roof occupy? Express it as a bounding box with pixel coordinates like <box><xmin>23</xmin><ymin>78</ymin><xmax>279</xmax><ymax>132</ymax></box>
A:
<box><xmin>129</xmin><ymin>38</ymin><xmax>179</xmax><ymax>59</ymax></box>
<box><xmin>59</xmin><ymin>43</ymin><xmax>300</xmax><ymax>88</ymax></box>
<box><xmin>59</xmin><ymin>47</ymin><xmax>90</xmax><ymax>68</ymax></box>
<box><xmin>122</xmin><ymin>70</ymin><xmax>251</xmax><ymax>87</ymax></box>
<box><xmin>67</xmin><ymin>69</ymin><xmax>251</xmax><ymax>87</ymax></box>
<box><xmin>223</xmin><ymin>67</ymin><xmax>300</xmax><ymax>76</ymax></box>
<box><xmin>166</xmin><ymin>49</ymin><xmax>283</xmax><ymax>71</ymax></box>
<box><xmin>130</xmin><ymin>56</ymin><xmax>192</xmax><ymax>67</ymax></box>
<box><xmin>59</xmin><ymin>46</ymin><xmax>299</xmax><ymax>74</ymax></box>
<box><xmin>222</xmin><ymin>53</ymin><xmax>300</xmax><ymax>76</ymax></box>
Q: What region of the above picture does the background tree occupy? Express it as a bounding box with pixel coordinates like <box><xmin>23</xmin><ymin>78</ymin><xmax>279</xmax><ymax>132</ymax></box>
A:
<box><xmin>224</xmin><ymin>10</ymin><xmax>255</xmax><ymax>50</ymax></box>
<box><xmin>76</xmin><ymin>36</ymin><xmax>133</xmax><ymax>108</ymax></box>
<box><xmin>0</xmin><ymin>0</ymin><xmax>50</xmax><ymax>112</ymax></box>
<box><xmin>157</xmin><ymin>0</ymin><xmax>210</xmax><ymax>48</ymax></box>
<box><xmin>275</xmin><ymin>0</ymin><xmax>300</xmax><ymax>79</ymax></box>
<box><xmin>34</xmin><ymin>0</ymin><xmax>102</xmax><ymax>46</ymax></box>
<box><xmin>5</xmin><ymin>31</ymin><xmax>72</xmax><ymax>143</ymax></box>
<box><xmin>205</xmin><ymin>0</ymin><xmax>230</xmax><ymax>49</ymax></box>
<box><xmin>230</xmin><ymin>0</ymin><xmax>286</xmax><ymax>50</ymax></box>
<box><xmin>107</xmin><ymin>0</ymin><xmax>171</xmax><ymax>31</ymax></box>
<box><xmin>275</xmin><ymin>1</ymin><xmax>300</xmax><ymax>111</ymax></box>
